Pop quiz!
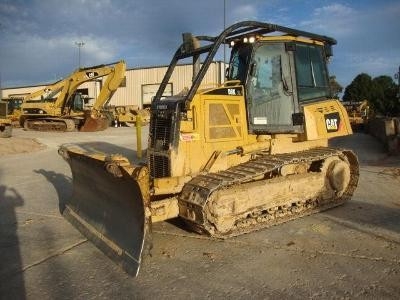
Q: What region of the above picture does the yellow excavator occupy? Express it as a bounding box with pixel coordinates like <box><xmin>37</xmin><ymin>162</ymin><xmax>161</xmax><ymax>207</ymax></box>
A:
<box><xmin>20</xmin><ymin>60</ymin><xmax>126</xmax><ymax>132</ymax></box>
<box><xmin>59</xmin><ymin>21</ymin><xmax>359</xmax><ymax>276</ymax></box>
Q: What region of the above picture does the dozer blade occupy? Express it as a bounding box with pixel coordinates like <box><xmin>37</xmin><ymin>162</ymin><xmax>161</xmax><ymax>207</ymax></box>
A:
<box><xmin>79</xmin><ymin>116</ymin><xmax>110</xmax><ymax>132</ymax></box>
<box><xmin>59</xmin><ymin>144</ymin><xmax>152</xmax><ymax>276</ymax></box>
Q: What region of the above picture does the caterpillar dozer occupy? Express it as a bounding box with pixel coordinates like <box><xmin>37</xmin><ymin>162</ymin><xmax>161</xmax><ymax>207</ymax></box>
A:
<box><xmin>59</xmin><ymin>21</ymin><xmax>359</xmax><ymax>276</ymax></box>
<box><xmin>0</xmin><ymin>101</ymin><xmax>12</xmax><ymax>137</ymax></box>
<box><xmin>20</xmin><ymin>60</ymin><xmax>126</xmax><ymax>132</ymax></box>
<box><xmin>107</xmin><ymin>105</ymin><xmax>151</xmax><ymax>127</ymax></box>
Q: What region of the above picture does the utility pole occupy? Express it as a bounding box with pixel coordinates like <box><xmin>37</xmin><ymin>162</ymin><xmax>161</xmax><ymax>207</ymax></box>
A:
<box><xmin>223</xmin><ymin>0</ymin><xmax>226</xmax><ymax>64</ymax></box>
<box><xmin>75</xmin><ymin>41</ymin><xmax>85</xmax><ymax>68</ymax></box>
<box><xmin>0</xmin><ymin>72</ymin><xmax>2</xmax><ymax>101</ymax></box>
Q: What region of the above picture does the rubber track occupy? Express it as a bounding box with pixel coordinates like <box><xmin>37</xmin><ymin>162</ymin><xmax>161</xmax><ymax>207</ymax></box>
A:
<box><xmin>179</xmin><ymin>147</ymin><xmax>359</xmax><ymax>238</ymax></box>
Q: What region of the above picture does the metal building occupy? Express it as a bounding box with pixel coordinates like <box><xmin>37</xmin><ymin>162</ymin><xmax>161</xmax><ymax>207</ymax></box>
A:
<box><xmin>1</xmin><ymin>62</ymin><xmax>226</xmax><ymax>108</ymax></box>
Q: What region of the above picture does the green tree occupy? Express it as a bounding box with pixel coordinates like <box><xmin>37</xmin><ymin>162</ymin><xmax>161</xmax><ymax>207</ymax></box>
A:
<box><xmin>371</xmin><ymin>75</ymin><xmax>399</xmax><ymax>116</ymax></box>
<box><xmin>343</xmin><ymin>73</ymin><xmax>400</xmax><ymax>116</ymax></box>
<box><xmin>329</xmin><ymin>76</ymin><xmax>343</xmax><ymax>99</ymax></box>
<box><xmin>342</xmin><ymin>73</ymin><xmax>373</xmax><ymax>103</ymax></box>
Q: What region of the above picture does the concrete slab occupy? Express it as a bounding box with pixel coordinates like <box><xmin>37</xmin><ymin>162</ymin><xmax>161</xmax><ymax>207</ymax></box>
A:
<box><xmin>0</xmin><ymin>129</ymin><xmax>399</xmax><ymax>299</ymax></box>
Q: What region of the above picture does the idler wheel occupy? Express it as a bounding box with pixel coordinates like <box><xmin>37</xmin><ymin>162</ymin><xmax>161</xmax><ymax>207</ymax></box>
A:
<box><xmin>326</xmin><ymin>158</ymin><xmax>351</xmax><ymax>197</ymax></box>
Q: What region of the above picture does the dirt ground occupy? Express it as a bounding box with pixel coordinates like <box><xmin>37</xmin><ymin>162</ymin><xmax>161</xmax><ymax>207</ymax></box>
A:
<box><xmin>0</xmin><ymin>128</ymin><xmax>399</xmax><ymax>299</ymax></box>
<box><xmin>0</xmin><ymin>136</ymin><xmax>46</xmax><ymax>155</ymax></box>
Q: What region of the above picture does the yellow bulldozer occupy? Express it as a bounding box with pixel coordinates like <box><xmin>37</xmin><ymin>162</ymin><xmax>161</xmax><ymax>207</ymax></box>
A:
<box><xmin>0</xmin><ymin>97</ymin><xmax>23</xmax><ymax>127</ymax></box>
<box><xmin>20</xmin><ymin>60</ymin><xmax>126</xmax><ymax>132</ymax></box>
<box><xmin>109</xmin><ymin>105</ymin><xmax>151</xmax><ymax>127</ymax></box>
<box><xmin>0</xmin><ymin>101</ymin><xmax>12</xmax><ymax>137</ymax></box>
<box><xmin>342</xmin><ymin>100</ymin><xmax>369</xmax><ymax>130</ymax></box>
<box><xmin>59</xmin><ymin>21</ymin><xmax>359</xmax><ymax>276</ymax></box>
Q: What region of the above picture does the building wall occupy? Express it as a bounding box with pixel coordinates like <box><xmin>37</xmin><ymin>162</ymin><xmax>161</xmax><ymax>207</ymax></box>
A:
<box><xmin>2</xmin><ymin>61</ymin><xmax>226</xmax><ymax>108</ymax></box>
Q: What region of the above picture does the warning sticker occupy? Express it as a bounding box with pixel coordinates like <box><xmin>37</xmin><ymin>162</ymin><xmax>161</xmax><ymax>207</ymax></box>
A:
<box><xmin>180</xmin><ymin>133</ymin><xmax>200</xmax><ymax>141</ymax></box>
<box><xmin>253</xmin><ymin>117</ymin><xmax>268</xmax><ymax>125</ymax></box>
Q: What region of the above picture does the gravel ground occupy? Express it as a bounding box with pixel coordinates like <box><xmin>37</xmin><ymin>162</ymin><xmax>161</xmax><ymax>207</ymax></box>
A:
<box><xmin>0</xmin><ymin>128</ymin><xmax>399</xmax><ymax>299</ymax></box>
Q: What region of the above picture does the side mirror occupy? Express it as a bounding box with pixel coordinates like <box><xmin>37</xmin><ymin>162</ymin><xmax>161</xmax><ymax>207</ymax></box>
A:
<box><xmin>225</xmin><ymin>67</ymin><xmax>230</xmax><ymax>79</ymax></box>
<box><xmin>325</xmin><ymin>44</ymin><xmax>333</xmax><ymax>58</ymax></box>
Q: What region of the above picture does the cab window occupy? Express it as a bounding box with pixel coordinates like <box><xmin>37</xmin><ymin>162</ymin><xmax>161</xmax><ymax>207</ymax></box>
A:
<box><xmin>295</xmin><ymin>44</ymin><xmax>329</xmax><ymax>101</ymax></box>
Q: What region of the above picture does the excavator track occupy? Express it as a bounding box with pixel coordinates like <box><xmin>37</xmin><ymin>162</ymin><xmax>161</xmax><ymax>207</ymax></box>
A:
<box><xmin>178</xmin><ymin>147</ymin><xmax>359</xmax><ymax>238</ymax></box>
<box><xmin>24</xmin><ymin>118</ymin><xmax>77</xmax><ymax>132</ymax></box>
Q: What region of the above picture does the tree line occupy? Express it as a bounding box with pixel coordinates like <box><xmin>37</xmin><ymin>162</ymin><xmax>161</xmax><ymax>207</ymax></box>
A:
<box><xmin>330</xmin><ymin>73</ymin><xmax>400</xmax><ymax>117</ymax></box>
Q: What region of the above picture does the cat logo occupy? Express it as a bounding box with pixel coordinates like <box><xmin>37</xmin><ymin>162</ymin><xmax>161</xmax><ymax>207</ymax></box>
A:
<box><xmin>324</xmin><ymin>112</ymin><xmax>341</xmax><ymax>132</ymax></box>
<box><xmin>86</xmin><ymin>71</ymin><xmax>99</xmax><ymax>78</ymax></box>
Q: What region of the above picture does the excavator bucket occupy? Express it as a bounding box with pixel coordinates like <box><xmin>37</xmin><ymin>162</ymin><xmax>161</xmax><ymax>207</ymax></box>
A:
<box><xmin>79</xmin><ymin>115</ymin><xmax>110</xmax><ymax>132</ymax></box>
<box><xmin>58</xmin><ymin>144</ymin><xmax>152</xmax><ymax>276</ymax></box>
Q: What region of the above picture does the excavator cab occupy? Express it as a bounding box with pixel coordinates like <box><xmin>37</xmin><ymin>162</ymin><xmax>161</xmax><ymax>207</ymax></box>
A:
<box><xmin>67</xmin><ymin>93</ymin><xmax>85</xmax><ymax>112</ymax></box>
<box><xmin>59</xmin><ymin>21</ymin><xmax>358</xmax><ymax>276</ymax></box>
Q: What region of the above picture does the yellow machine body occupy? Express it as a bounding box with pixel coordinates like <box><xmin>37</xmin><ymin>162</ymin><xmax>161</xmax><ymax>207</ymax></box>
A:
<box><xmin>0</xmin><ymin>101</ymin><xmax>12</xmax><ymax>137</ymax></box>
<box><xmin>59</xmin><ymin>21</ymin><xmax>359</xmax><ymax>276</ymax></box>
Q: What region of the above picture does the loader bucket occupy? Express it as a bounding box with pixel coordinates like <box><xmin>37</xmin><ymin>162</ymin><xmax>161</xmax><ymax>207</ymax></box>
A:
<box><xmin>59</xmin><ymin>144</ymin><xmax>152</xmax><ymax>276</ymax></box>
<box><xmin>79</xmin><ymin>115</ymin><xmax>109</xmax><ymax>132</ymax></box>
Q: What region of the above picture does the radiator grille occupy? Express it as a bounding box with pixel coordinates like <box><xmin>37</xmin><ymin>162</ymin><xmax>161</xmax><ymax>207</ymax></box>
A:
<box><xmin>150</xmin><ymin>110</ymin><xmax>173</xmax><ymax>150</ymax></box>
<box><xmin>149</xmin><ymin>109</ymin><xmax>175</xmax><ymax>178</ymax></box>
<box><xmin>149</xmin><ymin>99</ymin><xmax>183</xmax><ymax>178</ymax></box>
<box><xmin>149</xmin><ymin>154</ymin><xmax>170</xmax><ymax>178</ymax></box>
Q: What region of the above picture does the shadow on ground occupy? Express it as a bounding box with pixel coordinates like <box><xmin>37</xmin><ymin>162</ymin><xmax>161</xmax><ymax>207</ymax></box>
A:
<box><xmin>0</xmin><ymin>184</ymin><xmax>26</xmax><ymax>299</ymax></box>
<box><xmin>34</xmin><ymin>169</ymin><xmax>72</xmax><ymax>213</ymax></box>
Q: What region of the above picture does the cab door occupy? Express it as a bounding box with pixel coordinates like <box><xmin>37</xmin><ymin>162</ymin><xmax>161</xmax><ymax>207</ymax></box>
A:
<box><xmin>246</xmin><ymin>42</ymin><xmax>300</xmax><ymax>134</ymax></box>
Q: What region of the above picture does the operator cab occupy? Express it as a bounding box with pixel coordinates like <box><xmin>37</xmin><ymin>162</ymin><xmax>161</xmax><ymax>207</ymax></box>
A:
<box><xmin>227</xmin><ymin>37</ymin><xmax>332</xmax><ymax>134</ymax></box>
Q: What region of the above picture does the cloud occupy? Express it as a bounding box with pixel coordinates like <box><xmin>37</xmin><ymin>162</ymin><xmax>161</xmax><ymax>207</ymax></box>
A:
<box><xmin>313</xmin><ymin>3</ymin><xmax>353</xmax><ymax>16</ymax></box>
<box><xmin>1</xmin><ymin>0</ymin><xmax>399</xmax><ymax>90</ymax></box>
<box><xmin>1</xmin><ymin>33</ymin><xmax>118</xmax><ymax>86</ymax></box>
<box><xmin>231</xmin><ymin>4</ymin><xmax>258</xmax><ymax>22</ymax></box>
<box><xmin>0</xmin><ymin>2</ymin><xmax>18</xmax><ymax>14</ymax></box>
<box><xmin>298</xmin><ymin>1</ymin><xmax>400</xmax><ymax>87</ymax></box>
<box><xmin>300</xmin><ymin>3</ymin><xmax>356</xmax><ymax>37</ymax></box>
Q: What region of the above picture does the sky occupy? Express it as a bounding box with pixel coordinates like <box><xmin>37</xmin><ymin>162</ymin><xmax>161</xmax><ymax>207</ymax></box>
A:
<box><xmin>0</xmin><ymin>0</ymin><xmax>399</xmax><ymax>92</ymax></box>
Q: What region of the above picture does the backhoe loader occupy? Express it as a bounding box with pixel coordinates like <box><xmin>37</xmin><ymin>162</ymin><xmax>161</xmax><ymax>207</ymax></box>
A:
<box><xmin>59</xmin><ymin>21</ymin><xmax>359</xmax><ymax>276</ymax></box>
<box><xmin>20</xmin><ymin>60</ymin><xmax>126</xmax><ymax>131</ymax></box>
